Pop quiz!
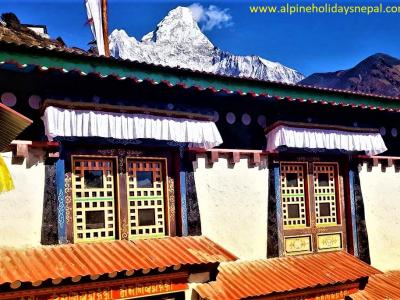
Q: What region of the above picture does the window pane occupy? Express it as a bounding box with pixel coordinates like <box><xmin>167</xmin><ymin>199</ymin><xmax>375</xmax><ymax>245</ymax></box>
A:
<box><xmin>318</xmin><ymin>173</ymin><xmax>330</xmax><ymax>187</ymax></box>
<box><xmin>287</xmin><ymin>204</ymin><xmax>300</xmax><ymax>218</ymax></box>
<box><xmin>138</xmin><ymin>209</ymin><xmax>156</xmax><ymax>226</ymax></box>
<box><xmin>319</xmin><ymin>203</ymin><xmax>331</xmax><ymax>217</ymax></box>
<box><xmin>286</xmin><ymin>173</ymin><xmax>298</xmax><ymax>187</ymax></box>
<box><xmin>85</xmin><ymin>211</ymin><xmax>105</xmax><ymax>229</ymax></box>
<box><xmin>84</xmin><ymin>170</ymin><xmax>103</xmax><ymax>188</ymax></box>
<box><xmin>137</xmin><ymin>171</ymin><xmax>153</xmax><ymax>188</ymax></box>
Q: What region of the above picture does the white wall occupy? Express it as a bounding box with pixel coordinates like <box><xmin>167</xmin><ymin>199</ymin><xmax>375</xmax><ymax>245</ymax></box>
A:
<box><xmin>194</xmin><ymin>155</ymin><xmax>269</xmax><ymax>259</ymax></box>
<box><xmin>0</xmin><ymin>151</ymin><xmax>45</xmax><ymax>247</ymax></box>
<box><xmin>359</xmin><ymin>163</ymin><xmax>400</xmax><ymax>271</ymax></box>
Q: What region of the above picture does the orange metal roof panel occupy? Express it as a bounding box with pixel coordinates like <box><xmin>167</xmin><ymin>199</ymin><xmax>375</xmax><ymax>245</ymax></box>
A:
<box><xmin>0</xmin><ymin>236</ymin><xmax>236</xmax><ymax>285</ymax></box>
<box><xmin>194</xmin><ymin>251</ymin><xmax>382</xmax><ymax>300</ymax></box>
<box><xmin>0</xmin><ymin>103</ymin><xmax>32</xmax><ymax>151</ymax></box>
<box><xmin>350</xmin><ymin>270</ymin><xmax>400</xmax><ymax>300</ymax></box>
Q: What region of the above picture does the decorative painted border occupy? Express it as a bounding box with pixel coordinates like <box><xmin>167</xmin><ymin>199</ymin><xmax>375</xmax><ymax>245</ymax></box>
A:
<box><xmin>56</xmin><ymin>158</ymin><xmax>67</xmax><ymax>243</ymax></box>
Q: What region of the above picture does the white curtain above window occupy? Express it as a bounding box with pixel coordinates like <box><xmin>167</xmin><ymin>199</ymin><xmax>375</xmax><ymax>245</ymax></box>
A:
<box><xmin>266</xmin><ymin>124</ymin><xmax>387</xmax><ymax>156</ymax></box>
<box><xmin>42</xmin><ymin>106</ymin><xmax>223</xmax><ymax>149</ymax></box>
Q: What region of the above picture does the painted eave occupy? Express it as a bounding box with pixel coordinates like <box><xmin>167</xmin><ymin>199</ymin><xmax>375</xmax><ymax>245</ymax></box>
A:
<box><xmin>0</xmin><ymin>40</ymin><xmax>400</xmax><ymax>110</ymax></box>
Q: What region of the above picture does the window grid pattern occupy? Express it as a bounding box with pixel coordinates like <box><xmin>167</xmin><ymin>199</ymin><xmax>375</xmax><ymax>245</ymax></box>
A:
<box><xmin>72</xmin><ymin>158</ymin><xmax>116</xmax><ymax>242</ymax></box>
<box><xmin>280</xmin><ymin>164</ymin><xmax>307</xmax><ymax>228</ymax></box>
<box><xmin>314</xmin><ymin>164</ymin><xmax>338</xmax><ymax>226</ymax></box>
<box><xmin>127</xmin><ymin>159</ymin><xmax>165</xmax><ymax>239</ymax></box>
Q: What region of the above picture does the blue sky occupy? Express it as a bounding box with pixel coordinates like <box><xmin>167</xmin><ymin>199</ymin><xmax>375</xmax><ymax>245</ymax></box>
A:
<box><xmin>1</xmin><ymin>0</ymin><xmax>400</xmax><ymax>76</ymax></box>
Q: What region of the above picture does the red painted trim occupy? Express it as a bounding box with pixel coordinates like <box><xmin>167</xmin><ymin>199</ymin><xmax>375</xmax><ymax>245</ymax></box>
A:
<box><xmin>1</xmin><ymin>40</ymin><xmax>399</xmax><ymax>102</ymax></box>
<box><xmin>1</xmin><ymin>56</ymin><xmax>399</xmax><ymax>115</ymax></box>
<box><xmin>0</xmin><ymin>272</ymin><xmax>189</xmax><ymax>299</ymax></box>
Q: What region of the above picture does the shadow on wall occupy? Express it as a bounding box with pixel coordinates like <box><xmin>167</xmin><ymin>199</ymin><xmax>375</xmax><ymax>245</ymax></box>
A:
<box><xmin>9</xmin><ymin>148</ymin><xmax>58</xmax><ymax>245</ymax></box>
<box><xmin>354</xmin><ymin>163</ymin><xmax>371</xmax><ymax>264</ymax></box>
<box><xmin>11</xmin><ymin>148</ymin><xmax>45</xmax><ymax>168</ymax></box>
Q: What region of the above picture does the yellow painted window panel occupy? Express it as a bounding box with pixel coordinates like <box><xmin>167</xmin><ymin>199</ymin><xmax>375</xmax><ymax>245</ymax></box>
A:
<box><xmin>72</xmin><ymin>158</ymin><xmax>116</xmax><ymax>243</ymax></box>
<box><xmin>127</xmin><ymin>159</ymin><xmax>166</xmax><ymax>239</ymax></box>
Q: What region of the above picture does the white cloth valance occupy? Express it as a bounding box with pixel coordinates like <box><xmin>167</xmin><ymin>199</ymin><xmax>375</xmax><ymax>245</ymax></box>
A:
<box><xmin>42</xmin><ymin>106</ymin><xmax>223</xmax><ymax>149</ymax></box>
<box><xmin>266</xmin><ymin>125</ymin><xmax>387</xmax><ymax>155</ymax></box>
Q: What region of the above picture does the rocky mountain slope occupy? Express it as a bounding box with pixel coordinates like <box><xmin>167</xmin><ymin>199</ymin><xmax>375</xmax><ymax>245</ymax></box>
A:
<box><xmin>301</xmin><ymin>53</ymin><xmax>400</xmax><ymax>97</ymax></box>
<box><xmin>109</xmin><ymin>6</ymin><xmax>304</xmax><ymax>84</ymax></box>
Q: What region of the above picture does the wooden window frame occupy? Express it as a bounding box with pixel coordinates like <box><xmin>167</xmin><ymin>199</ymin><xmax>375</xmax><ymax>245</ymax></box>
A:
<box><xmin>71</xmin><ymin>155</ymin><xmax>120</xmax><ymax>243</ymax></box>
<box><xmin>63</xmin><ymin>144</ymin><xmax>181</xmax><ymax>244</ymax></box>
<box><xmin>126</xmin><ymin>157</ymin><xmax>170</xmax><ymax>239</ymax></box>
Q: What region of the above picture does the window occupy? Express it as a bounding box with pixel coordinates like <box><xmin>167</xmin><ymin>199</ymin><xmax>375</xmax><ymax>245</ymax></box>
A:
<box><xmin>280</xmin><ymin>162</ymin><xmax>345</xmax><ymax>255</ymax></box>
<box><xmin>72</xmin><ymin>156</ymin><xmax>167</xmax><ymax>243</ymax></box>
<box><xmin>84</xmin><ymin>170</ymin><xmax>104</xmax><ymax>188</ymax></box>
<box><xmin>72</xmin><ymin>158</ymin><xmax>116</xmax><ymax>242</ymax></box>
<box><xmin>136</xmin><ymin>171</ymin><xmax>153</xmax><ymax>188</ymax></box>
<box><xmin>127</xmin><ymin>159</ymin><xmax>166</xmax><ymax>239</ymax></box>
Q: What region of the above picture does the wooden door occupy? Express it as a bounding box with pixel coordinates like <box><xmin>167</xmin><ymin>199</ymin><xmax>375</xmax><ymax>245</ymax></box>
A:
<box><xmin>280</xmin><ymin>162</ymin><xmax>346</xmax><ymax>255</ymax></box>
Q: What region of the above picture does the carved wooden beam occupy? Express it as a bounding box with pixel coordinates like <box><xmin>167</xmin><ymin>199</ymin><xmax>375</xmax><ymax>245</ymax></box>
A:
<box><xmin>188</xmin><ymin>148</ymin><xmax>267</xmax><ymax>167</ymax></box>
<box><xmin>8</xmin><ymin>140</ymin><xmax>60</xmax><ymax>159</ymax></box>
<box><xmin>356</xmin><ymin>155</ymin><xmax>400</xmax><ymax>172</ymax></box>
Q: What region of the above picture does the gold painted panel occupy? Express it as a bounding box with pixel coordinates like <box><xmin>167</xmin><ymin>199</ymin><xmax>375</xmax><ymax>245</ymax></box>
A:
<box><xmin>318</xmin><ymin>233</ymin><xmax>342</xmax><ymax>251</ymax></box>
<box><xmin>285</xmin><ymin>235</ymin><xmax>312</xmax><ymax>254</ymax></box>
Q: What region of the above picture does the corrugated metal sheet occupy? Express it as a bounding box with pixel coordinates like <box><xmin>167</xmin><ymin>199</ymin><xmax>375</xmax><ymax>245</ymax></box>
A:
<box><xmin>0</xmin><ymin>103</ymin><xmax>32</xmax><ymax>151</ymax></box>
<box><xmin>0</xmin><ymin>236</ymin><xmax>236</xmax><ymax>285</ymax></box>
<box><xmin>194</xmin><ymin>251</ymin><xmax>382</xmax><ymax>300</ymax></box>
<box><xmin>350</xmin><ymin>270</ymin><xmax>400</xmax><ymax>300</ymax></box>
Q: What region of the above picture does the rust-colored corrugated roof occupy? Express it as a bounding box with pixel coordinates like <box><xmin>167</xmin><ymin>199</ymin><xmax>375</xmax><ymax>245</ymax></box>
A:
<box><xmin>349</xmin><ymin>270</ymin><xmax>400</xmax><ymax>300</ymax></box>
<box><xmin>0</xmin><ymin>236</ymin><xmax>236</xmax><ymax>286</ymax></box>
<box><xmin>194</xmin><ymin>251</ymin><xmax>382</xmax><ymax>300</ymax></box>
<box><xmin>0</xmin><ymin>103</ymin><xmax>32</xmax><ymax>151</ymax></box>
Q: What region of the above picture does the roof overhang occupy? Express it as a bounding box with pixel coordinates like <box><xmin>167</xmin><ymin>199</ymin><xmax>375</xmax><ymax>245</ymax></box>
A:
<box><xmin>265</xmin><ymin>121</ymin><xmax>387</xmax><ymax>156</ymax></box>
<box><xmin>0</xmin><ymin>41</ymin><xmax>400</xmax><ymax>112</ymax></box>
<box><xmin>194</xmin><ymin>251</ymin><xmax>381</xmax><ymax>299</ymax></box>
<box><xmin>0</xmin><ymin>103</ymin><xmax>32</xmax><ymax>152</ymax></box>
<box><xmin>350</xmin><ymin>270</ymin><xmax>400</xmax><ymax>299</ymax></box>
<box><xmin>0</xmin><ymin>236</ymin><xmax>236</xmax><ymax>290</ymax></box>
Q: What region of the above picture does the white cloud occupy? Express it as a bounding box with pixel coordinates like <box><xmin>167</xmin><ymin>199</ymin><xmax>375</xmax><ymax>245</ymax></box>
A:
<box><xmin>188</xmin><ymin>3</ymin><xmax>233</xmax><ymax>31</ymax></box>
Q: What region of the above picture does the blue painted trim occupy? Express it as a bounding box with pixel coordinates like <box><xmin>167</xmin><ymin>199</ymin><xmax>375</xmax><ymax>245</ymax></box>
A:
<box><xmin>56</xmin><ymin>159</ymin><xmax>67</xmax><ymax>244</ymax></box>
<box><xmin>274</xmin><ymin>165</ymin><xmax>284</xmax><ymax>256</ymax></box>
<box><xmin>180</xmin><ymin>171</ymin><xmax>188</xmax><ymax>236</ymax></box>
<box><xmin>349</xmin><ymin>169</ymin><xmax>359</xmax><ymax>257</ymax></box>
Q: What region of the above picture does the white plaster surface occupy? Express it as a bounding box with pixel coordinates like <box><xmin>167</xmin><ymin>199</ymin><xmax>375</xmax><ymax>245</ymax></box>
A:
<box><xmin>194</xmin><ymin>155</ymin><xmax>269</xmax><ymax>259</ymax></box>
<box><xmin>359</xmin><ymin>164</ymin><xmax>400</xmax><ymax>271</ymax></box>
<box><xmin>0</xmin><ymin>151</ymin><xmax>45</xmax><ymax>247</ymax></box>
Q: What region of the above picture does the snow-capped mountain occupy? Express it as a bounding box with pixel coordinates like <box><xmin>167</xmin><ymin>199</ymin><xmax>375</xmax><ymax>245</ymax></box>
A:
<box><xmin>109</xmin><ymin>6</ymin><xmax>304</xmax><ymax>84</ymax></box>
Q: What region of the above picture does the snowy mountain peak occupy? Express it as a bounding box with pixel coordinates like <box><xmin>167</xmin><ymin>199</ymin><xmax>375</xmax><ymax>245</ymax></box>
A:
<box><xmin>141</xmin><ymin>6</ymin><xmax>212</xmax><ymax>48</ymax></box>
<box><xmin>109</xmin><ymin>6</ymin><xmax>304</xmax><ymax>83</ymax></box>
